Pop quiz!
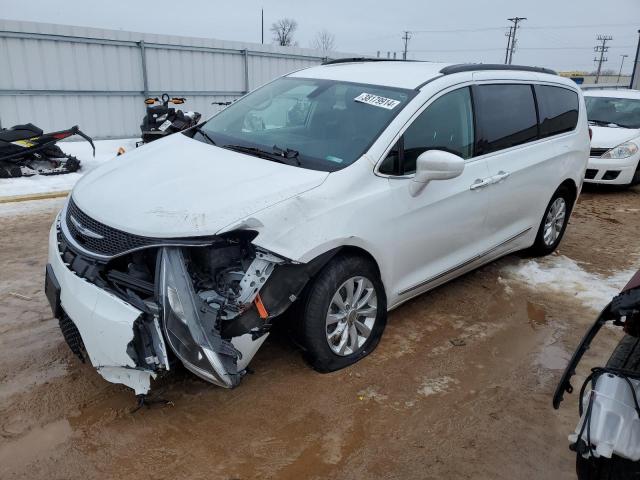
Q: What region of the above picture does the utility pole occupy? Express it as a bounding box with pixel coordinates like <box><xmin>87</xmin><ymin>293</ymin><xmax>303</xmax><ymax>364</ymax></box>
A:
<box><xmin>504</xmin><ymin>26</ymin><xmax>513</xmax><ymax>64</ymax></box>
<box><xmin>617</xmin><ymin>54</ymin><xmax>629</xmax><ymax>84</ymax></box>
<box><xmin>507</xmin><ymin>17</ymin><xmax>526</xmax><ymax>64</ymax></box>
<box><xmin>630</xmin><ymin>30</ymin><xmax>640</xmax><ymax>90</ymax></box>
<box><xmin>402</xmin><ymin>31</ymin><xmax>411</xmax><ymax>60</ymax></box>
<box><xmin>261</xmin><ymin>9</ymin><xmax>264</xmax><ymax>44</ymax></box>
<box><xmin>594</xmin><ymin>34</ymin><xmax>613</xmax><ymax>84</ymax></box>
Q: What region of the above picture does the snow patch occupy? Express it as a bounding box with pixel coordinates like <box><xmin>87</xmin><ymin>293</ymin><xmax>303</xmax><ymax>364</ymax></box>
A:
<box><xmin>0</xmin><ymin>138</ymin><xmax>138</xmax><ymax>198</ymax></box>
<box><xmin>418</xmin><ymin>376</ymin><xmax>459</xmax><ymax>397</ymax></box>
<box><xmin>0</xmin><ymin>197</ymin><xmax>65</xmax><ymax>218</ymax></box>
<box><xmin>357</xmin><ymin>386</ymin><xmax>388</xmax><ymax>403</ymax></box>
<box><xmin>504</xmin><ymin>255</ymin><xmax>637</xmax><ymax>311</ymax></box>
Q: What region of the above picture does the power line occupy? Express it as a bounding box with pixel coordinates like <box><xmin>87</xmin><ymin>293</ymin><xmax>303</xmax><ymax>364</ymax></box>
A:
<box><xmin>594</xmin><ymin>34</ymin><xmax>613</xmax><ymax>83</ymax></box>
<box><xmin>410</xmin><ymin>45</ymin><xmax>634</xmax><ymax>53</ymax></box>
<box><xmin>407</xmin><ymin>23</ymin><xmax>637</xmax><ymax>35</ymax></box>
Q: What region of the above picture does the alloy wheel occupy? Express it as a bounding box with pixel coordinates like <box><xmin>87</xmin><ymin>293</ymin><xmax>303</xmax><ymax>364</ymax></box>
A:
<box><xmin>543</xmin><ymin>197</ymin><xmax>567</xmax><ymax>247</ymax></box>
<box><xmin>325</xmin><ymin>276</ymin><xmax>378</xmax><ymax>356</ymax></box>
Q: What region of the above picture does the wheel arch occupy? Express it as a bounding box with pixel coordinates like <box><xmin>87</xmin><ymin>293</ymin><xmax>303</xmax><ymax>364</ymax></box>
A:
<box><xmin>558</xmin><ymin>178</ymin><xmax>578</xmax><ymax>207</ymax></box>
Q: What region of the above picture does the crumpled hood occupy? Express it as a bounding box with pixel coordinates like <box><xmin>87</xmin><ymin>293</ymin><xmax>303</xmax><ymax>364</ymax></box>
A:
<box><xmin>72</xmin><ymin>133</ymin><xmax>329</xmax><ymax>237</ymax></box>
<box><xmin>590</xmin><ymin>126</ymin><xmax>640</xmax><ymax>150</ymax></box>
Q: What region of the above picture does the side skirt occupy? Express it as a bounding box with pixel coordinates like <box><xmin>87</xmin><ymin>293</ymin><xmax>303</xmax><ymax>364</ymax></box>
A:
<box><xmin>390</xmin><ymin>227</ymin><xmax>532</xmax><ymax>310</ymax></box>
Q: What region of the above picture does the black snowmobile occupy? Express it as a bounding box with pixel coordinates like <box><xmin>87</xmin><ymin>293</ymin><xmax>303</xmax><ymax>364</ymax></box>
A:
<box><xmin>0</xmin><ymin>124</ymin><xmax>94</xmax><ymax>178</ymax></box>
<box><xmin>139</xmin><ymin>94</ymin><xmax>201</xmax><ymax>144</ymax></box>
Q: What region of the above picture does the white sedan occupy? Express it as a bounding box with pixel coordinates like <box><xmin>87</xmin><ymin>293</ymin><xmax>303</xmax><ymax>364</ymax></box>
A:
<box><xmin>584</xmin><ymin>89</ymin><xmax>640</xmax><ymax>185</ymax></box>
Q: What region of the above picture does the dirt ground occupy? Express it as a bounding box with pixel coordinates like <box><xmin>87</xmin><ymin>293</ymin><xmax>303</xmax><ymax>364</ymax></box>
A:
<box><xmin>0</xmin><ymin>185</ymin><xmax>639</xmax><ymax>480</ymax></box>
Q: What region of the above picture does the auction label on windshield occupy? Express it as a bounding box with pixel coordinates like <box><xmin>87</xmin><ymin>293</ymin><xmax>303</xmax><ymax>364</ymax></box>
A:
<box><xmin>354</xmin><ymin>92</ymin><xmax>400</xmax><ymax>110</ymax></box>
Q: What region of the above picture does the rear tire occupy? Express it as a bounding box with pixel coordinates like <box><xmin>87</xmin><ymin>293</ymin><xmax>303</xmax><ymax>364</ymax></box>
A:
<box><xmin>576</xmin><ymin>335</ymin><xmax>640</xmax><ymax>479</ymax></box>
<box><xmin>529</xmin><ymin>185</ymin><xmax>573</xmax><ymax>256</ymax></box>
<box><xmin>297</xmin><ymin>254</ymin><xmax>387</xmax><ymax>373</ymax></box>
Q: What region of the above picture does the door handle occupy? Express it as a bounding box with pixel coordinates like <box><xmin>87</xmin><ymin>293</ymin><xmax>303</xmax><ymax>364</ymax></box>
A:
<box><xmin>470</xmin><ymin>178</ymin><xmax>492</xmax><ymax>190</ymax></box>
<box><xmin>493</xmin><ymin>170</ymin><xmax>511</xmax><ymax>182</ymax></box>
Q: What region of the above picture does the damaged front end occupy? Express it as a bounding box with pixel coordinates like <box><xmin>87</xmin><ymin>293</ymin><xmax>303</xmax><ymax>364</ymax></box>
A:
<box><xmin>48</xmin><ymin>198</ymin><xmax>324</xmax><ymax>394</ymax></box>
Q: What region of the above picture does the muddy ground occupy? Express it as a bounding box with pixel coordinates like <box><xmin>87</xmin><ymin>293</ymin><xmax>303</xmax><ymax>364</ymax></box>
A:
<box><xmin>0</xmin><ymin>185</ymin><xmax>639</xmax><ymax>480</ymax></box>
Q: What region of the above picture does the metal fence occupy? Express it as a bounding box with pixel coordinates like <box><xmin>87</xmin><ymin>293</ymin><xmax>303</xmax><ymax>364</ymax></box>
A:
<box><xmin>0</xmin><ymin>20</ymin><xmax>354</xmax><ymax>138</ymax></box>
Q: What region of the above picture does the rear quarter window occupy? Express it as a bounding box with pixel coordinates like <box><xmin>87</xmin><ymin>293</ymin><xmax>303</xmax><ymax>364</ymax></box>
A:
<box><xmin>474</xmin><ymin>84</ymin><xmax>538</xmax><ymax>155</ymax></box>
<box><xmin>535</xmin><ymin>85</ymin><xmax>579</xmax><ymax>138</ymax></box>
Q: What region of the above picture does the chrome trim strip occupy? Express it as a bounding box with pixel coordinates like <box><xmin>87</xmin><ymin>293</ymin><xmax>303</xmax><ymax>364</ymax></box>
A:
<box><xmin>69</xmin><ymin>214</ymin><xmax>105</xmax><ymax>239</ymax></box>
<box><xmin>60</xmin><ymin>200</ymin><xmax>212</xmax><ymax>261</ymax></box>
<box><xmin>397</xmin><ymin>226</ymin><xmax>532</xmax><ymax>296</ymax></box>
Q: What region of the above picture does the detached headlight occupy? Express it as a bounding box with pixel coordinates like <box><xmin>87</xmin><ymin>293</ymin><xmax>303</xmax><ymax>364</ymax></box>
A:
<box><xmin>602</xmin><ymin>142</ymin><xmax>639</xmax><ymax>159</ymax></box>
<box><xmin>159</xmin><ymin>247</ymin><xmax>240</xmax><ymax>388</ymax></box>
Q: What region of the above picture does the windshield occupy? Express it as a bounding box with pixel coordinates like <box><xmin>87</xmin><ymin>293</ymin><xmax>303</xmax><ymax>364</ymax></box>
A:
<box><xmin>585</xmin><ymin>96</ymin><xmax>640</xmax><ymax>129</ymax></box>
<box><xmin>197</xmin><ymin>77</ymin><xmax>415</xmax><ymax>171</ymax></box>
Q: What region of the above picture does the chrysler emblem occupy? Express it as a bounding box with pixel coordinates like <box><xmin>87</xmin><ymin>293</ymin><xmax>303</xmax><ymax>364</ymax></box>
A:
<box><xmin>69</xmin><ymin>215</ymin><xmax>104</xmax><ymax>240</ymax></box>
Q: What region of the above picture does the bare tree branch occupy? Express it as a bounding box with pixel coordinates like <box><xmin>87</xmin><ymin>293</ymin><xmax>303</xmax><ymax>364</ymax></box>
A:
<box><xmin>311</xmin><ymin>29</ymin><xmax>336</xmax><ymax>54</ymax></box>
<box><xmin>271</xmin><ymin>18</ymin><xmax>298</xmax><ymax>46</ymax></box>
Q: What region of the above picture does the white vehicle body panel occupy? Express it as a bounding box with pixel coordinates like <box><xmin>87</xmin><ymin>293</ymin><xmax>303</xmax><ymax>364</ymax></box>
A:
<box><xmin>586</xmin><ymin>126</ymin><xmax>640</xmax><ymax>185</ymax></box>
<box><xmin>48</xmin><ymin>219</ymin><xmax>155</xmax><ymax>394</ymax></box>
<box><xmin>73</xmin><ymin>133</ymin><xmax>329</xmax><ymax>237</ymax></box>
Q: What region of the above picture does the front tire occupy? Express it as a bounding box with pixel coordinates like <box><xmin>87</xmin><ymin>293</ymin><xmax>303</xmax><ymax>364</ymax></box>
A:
<box><xmin>298</xmin><ymin>255</ymin><xmax>387</xmax><ymax>373</ymax></box>
<box><xmin>530</xmin><ymin>185</ymin><xmax>573</xmax><ymax>256</ymax></box>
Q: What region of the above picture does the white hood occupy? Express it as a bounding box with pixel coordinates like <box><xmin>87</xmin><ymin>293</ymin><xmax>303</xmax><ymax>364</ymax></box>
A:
<box><xmin>72</xmin><ymin>133</ymin><xmax>329</xmax><ymax>237</ymax></box>
<box><xmin>590</xmin><ymin>126</ymin><xmax>640</xmax><ymax>150</ymax></box>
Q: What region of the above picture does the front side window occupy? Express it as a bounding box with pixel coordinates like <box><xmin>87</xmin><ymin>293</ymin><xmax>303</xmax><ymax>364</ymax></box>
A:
<box><xmin>585</xmin><ymin>96</ymin><xmax>640</xmax><ymax>129</ymax></box>
<box><xmin>379</xmin><ymin>87</ymin><xmax>475</xmax><ymax>175</ymax></box>
<box><xmin>535</xmin><ymin>85</ymin><xmax>579</xmax><ymax>137</ymax></box>
<box><xmin>198</xmin><ymin>77</ymin><xmax>414</xmax><ymax>172</ymax></box>
<box><xmin>475</xmin><ymin>84</ymin><xmax>538</xmax><ymax>155</ymax></box>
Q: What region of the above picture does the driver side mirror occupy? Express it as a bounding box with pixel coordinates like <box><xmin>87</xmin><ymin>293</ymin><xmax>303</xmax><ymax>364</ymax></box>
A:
<box><xmin>410</xmin><ymin>150</ymin><xmax>465</xmax><ymax>195</ymax></box>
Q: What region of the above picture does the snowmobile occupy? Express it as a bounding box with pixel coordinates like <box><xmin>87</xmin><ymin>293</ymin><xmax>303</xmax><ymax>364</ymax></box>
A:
<box><xmin>139</xmin><ymin>94</ymin><xmax>201</xmax><ymax>145</ymax></box>
<box><xmin>0</xmin><ymin>124</ymin><xmax>94</xmax><ymax>178</ymax></box>
<box><xmin>554</xmin><ymin>270</ymin><xmax>640</xmax><ymax>479</ymax></box>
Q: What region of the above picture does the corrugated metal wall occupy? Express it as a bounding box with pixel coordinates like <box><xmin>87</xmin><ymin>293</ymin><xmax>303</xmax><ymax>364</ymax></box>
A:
<box><xmin>0</xmin><ymin>20</ymin><xmax>354</xmax><ymax>139</ymax></box>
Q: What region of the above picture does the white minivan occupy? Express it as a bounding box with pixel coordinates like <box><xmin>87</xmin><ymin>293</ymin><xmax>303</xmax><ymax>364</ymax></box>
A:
<box><xmin>45</xmin><ymin>60</ymin><xmax>589</xmax><ymax>395</ymax></box>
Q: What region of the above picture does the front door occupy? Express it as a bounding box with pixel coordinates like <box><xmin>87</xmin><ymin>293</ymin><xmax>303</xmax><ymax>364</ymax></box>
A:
<box><xmin>382</xmin><ymin>86</ymin><xmax>492</xmax><ymax>299</ymax></box>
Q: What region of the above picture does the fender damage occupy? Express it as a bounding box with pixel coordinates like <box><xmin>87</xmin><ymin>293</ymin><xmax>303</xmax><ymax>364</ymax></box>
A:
<box><xmin>48</xmin><ymin>205</ymin><xmax>335</xmax><ymax>394</ymax></box>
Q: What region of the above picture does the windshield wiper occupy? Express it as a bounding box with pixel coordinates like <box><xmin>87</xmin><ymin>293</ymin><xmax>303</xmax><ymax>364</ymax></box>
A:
<box><xmin>222</xmin><ymin>144</ymin><xmax>301</xmax><ymax>166</ymax></box>
<box><xmin>272</xmin><ymin>145</ymin><xmax>301</xmax><ymax>165</ymax></box>
<box><xmin>589</xmin><ymin>119</ymin><xmax>626</xmax><ymax>128</ymax></box>
<box><xmin>194</xmin><ymin>125</ymin><xmax>217</xmax><ymax>145</ymax></box>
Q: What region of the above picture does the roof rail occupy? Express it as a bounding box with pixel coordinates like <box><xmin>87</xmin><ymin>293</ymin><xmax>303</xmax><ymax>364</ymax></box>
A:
<box><xmin>440</xmin><ymin>64</ymin><xmax>557</xmax><ymax>76</ymax></box>
<box><xmin>322</xmin><ymin>57</ymin><xmax>413</xmax><ymax>65</ymax></box>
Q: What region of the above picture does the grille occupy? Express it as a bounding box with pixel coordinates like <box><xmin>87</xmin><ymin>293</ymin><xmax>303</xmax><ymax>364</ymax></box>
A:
<box><xmin>59</xmin><ymin>313</ymin><xmax>85</xmax><ymax>362</ymax></box>
<box><xmin>590</xmin><ymin>148</ymin><xmax>609</xmax><ymax>158</ymax></box>
<box><xmin>65</xmin><ymin>198</ymin><xmax>158</xmax><ymax>257</ymax></box>
<box><xmin>585</xmin><ymin>169</ymin><xmax>598</xmax><ymax>179</ymax></box>
<box><xmin>603</xmin><ymin>170</ymin><xmax>621</xmax><ymax>180</ymax></box>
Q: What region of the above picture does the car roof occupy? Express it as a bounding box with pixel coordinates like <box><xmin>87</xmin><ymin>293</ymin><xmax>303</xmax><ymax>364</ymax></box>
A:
<box><xmin>288</xmin><ymin>60</ymin><xmax>560</xmax><ymax>90</ymax></box>
<box><xmin>288</xmin><ymin>61</ymin><xmax>452</xmax><ymax>90</ymax></box>
<box><xmin>583</xmin><ymin>89</ymin><xmax>640</xmax><ymax>99</ymax></box>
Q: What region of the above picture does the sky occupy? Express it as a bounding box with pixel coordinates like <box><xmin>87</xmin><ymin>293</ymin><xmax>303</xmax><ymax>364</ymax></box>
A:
<box><xmin>1</xmin><ymin>0</ymin><xmax>638</xmax><ymax>74</ymax></box>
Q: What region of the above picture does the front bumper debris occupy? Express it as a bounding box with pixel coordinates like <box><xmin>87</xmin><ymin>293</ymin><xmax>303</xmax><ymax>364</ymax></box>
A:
<box><xmin>47</xmin><ymin>220</ymin><xmax>160</xmax><ymax>395</ymax></box>
<box><xmin>48</xmin><ymin>197</ymin><xmax>337</xmax><ymax>395</ymax></box>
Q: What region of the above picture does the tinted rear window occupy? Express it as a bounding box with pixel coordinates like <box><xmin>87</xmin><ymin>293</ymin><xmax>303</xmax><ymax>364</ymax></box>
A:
<box><xmin>535</xmin><ymin>85</ymin><xmax>579</xmax><ymax>137</ymax></box>
<box><xmin>475</xmin><ymin>84</ymin><xmax>538</xmax><ymax>155</ymax></box>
